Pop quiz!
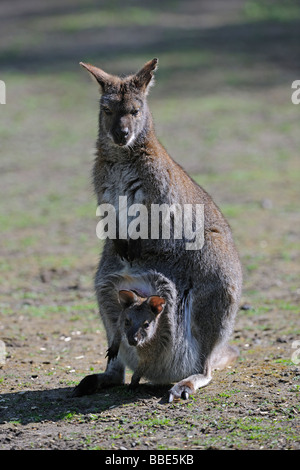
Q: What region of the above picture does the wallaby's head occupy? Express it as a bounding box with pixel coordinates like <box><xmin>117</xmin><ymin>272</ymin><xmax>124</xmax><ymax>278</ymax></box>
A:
<box><xmin>118</xmin><ymin>289</ymin><xmax>166</xmax><ymax>347</ymax></box>
<box><xmin>80</xmin><ymin>58</ymin><xmax>158</xmax><ymax>147</ymax></box>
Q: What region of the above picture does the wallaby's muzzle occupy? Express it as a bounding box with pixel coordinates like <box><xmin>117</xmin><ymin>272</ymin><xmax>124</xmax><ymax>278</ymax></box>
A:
<box><xmin>112</xmin><ymin>126</ymin><xmax>130</xmax><ymax>147</ymax></box>
<box><xmin>127</xmin><ymin>328</ymin><xmax>142</xmax><ymax>347</ymax></box>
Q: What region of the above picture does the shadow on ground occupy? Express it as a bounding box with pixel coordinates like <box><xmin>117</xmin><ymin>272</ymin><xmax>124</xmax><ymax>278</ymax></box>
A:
<box><xmin>0</xmin><ymin>384</ymin><xmax>171</xmax><ymax>425</ymax></box>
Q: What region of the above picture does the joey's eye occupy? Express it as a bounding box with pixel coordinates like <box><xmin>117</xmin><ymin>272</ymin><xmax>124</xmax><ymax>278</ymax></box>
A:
<box><xmin>124</xmin><ymin>318</ymin><xmax>131</xmax><ymax>327</ymax></box>
<box><xmin>143</xmin><ymin>321</ymin><xmax>150</xmax><ymax>329</ymax></box>
<box><xmin>103</xmin><ymin>107</ymin><xmax>112</xmax><ymax>115</ymax></box>
<box><xmin>131</xmin><ymin>109</ymin><xmax>139</xmax><ymax>116</ymax></box>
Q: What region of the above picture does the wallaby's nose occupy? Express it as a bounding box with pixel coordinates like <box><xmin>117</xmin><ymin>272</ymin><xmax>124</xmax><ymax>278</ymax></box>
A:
<box><xmin>128</xmin><ymin>330</ymin><xmax>139</xmax><ymax>346</ymax></box>
<box><xmin>128</xmin><ymin>337</ymin><xmax>138</xmax><ymax>346</ymax></box>
<box><xmin>114</xmin><ymin>127</ymin><xmax>129</xmax><ymax>145</ymax></box>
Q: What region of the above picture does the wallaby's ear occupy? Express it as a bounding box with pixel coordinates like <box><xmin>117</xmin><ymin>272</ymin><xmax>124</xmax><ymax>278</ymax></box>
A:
<box><xmin>79</xmin><ymin>62</ymin><xmax>113</xmax><ymax>91</ymax></box>
<box><xmin>133</xmin><ymin>58</ymin><xmax>158</xmax><ymax>93</ymax></box>
<box><xmin>119</xmin><ymin>290</ymin><xmax>138</xmax><ymax>309</ymax></box>
<box><xmin>147</xmin><ymin>296</ymin><xmax>166</xmax><ymax>316</ymax></box>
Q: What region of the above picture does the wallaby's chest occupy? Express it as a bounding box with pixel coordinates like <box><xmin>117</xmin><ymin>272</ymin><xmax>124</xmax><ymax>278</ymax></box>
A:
<box><xmin>100</xmin><ymin>162</ymin><xmax>145</xmax><ymax>209</ymax></box>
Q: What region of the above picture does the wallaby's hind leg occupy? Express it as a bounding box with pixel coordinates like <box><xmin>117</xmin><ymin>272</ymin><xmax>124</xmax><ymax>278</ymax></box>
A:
<box><xmin>168</xmin><ymin>344</ymin><xmax>239</xmax><ymax>402</ymax></box>
<box><xmin>72</xmin><ymin>357</ymin><xmax>125</xmax><ymax>397</ymax></box>
<box><xmin>72</xmin><ymin>264</ymin><xmax>128</xmax><ymax>398</ymax></box>
<box><xmin>168</xmin><ymin>355</ymin><xmax>212</xmax><ymax>402</ymax></box>
<box><xmin>168</xmin><ymin>371</ymin><xmax>212</xmax><ymax>402</ymax></box>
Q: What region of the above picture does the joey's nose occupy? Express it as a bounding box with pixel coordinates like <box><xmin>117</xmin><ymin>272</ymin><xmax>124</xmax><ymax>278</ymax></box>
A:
<box><xmin>128</xmin><ymin>331</ymin><xmax>139</xmax><ymax>346</ymax></box>
<box><xmin>128</xmin><ymin>336</ymin><xmax>138</xmax><ymax>346</ymax></box>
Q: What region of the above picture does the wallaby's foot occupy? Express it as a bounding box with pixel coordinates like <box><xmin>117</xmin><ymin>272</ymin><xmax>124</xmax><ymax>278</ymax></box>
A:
<box><xmin>168</xmin><ymin>381</ymin><xmax>194</xmax><ymax>402</ymax></box>
<box><xmin>72</xmin><ymin>374</ymin><xmax>98</xmax><ymax>397</ymax></box>
<box><xmin>72</xmin><ymin>372</ymin><xmax>124</xmax><ymax>397</ymax></box>
<box><xmin>168</xmin><ymin>374</ymin><xmax>212</xmax><ymax>403</ymax></box>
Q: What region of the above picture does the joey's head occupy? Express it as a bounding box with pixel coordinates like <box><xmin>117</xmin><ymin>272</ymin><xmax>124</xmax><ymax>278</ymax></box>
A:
<box><xmin>118</xmin><ymin>290</ymin><xmax>166</xmax><ymax>347</ymax></box>
<box><xmin>80</xmin><ymin>58</ymin><xmax>158</xmax><ymax>147</ymax></box>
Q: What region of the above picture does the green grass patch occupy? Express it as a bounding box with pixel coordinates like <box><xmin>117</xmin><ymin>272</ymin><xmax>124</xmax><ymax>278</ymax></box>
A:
<box><xmin>243</xmin><ymin>0</ymin><xmax>300</xmax><ymax>22</ymax></box>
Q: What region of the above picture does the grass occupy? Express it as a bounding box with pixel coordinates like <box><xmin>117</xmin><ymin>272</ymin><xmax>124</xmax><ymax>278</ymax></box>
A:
<box><xmin>243</xmin><ymin>0</ymin><xmax>300</xmax><ymax>22</ymax></box>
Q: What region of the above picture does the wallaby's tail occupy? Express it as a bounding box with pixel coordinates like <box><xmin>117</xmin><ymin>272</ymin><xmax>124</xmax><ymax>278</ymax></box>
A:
<box><xmin>212</xmin><ymin>344</ymin><xmax>239</xmax><ymax>371</ymax></box>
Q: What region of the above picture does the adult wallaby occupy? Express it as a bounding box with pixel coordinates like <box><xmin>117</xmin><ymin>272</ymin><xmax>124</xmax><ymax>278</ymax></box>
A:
<box><xmin>72</xmin><ymin>59</ymin><xmax>242</xmax><ymax>401</ymax></box>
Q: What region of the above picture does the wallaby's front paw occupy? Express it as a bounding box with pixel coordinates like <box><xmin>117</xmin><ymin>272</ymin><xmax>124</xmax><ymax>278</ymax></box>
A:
<box><xmin>168</xmin><ymin>380</ymin><xmax>195</xmax><ymax>403</ymax></box>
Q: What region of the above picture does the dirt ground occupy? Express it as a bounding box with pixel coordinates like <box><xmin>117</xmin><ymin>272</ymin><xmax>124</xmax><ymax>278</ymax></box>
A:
<box><xmin>0</xmin><ymin>0</ymin><xmax>299</xmax><ymax>451</ymax></box>
<box><xmin>0</xmin><ymin>301</ymin><xmax>299</xmax><ymax>451</ymax></box>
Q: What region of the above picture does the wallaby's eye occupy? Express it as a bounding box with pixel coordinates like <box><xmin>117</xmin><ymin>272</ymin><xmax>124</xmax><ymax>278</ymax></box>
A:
<box><xmin>124</xmin><ymin>318</ymin><xmax>131</xmax><ymax>327</ymax></box>
<box><xmin>143</xmin><ymin>321</ymin><xmax>150</xmax><ymax>329</ymax></box>
<box><xmin>103</xmin><ymin>106</ymin><xmax>112</xmax><ymax>115</ymax></box>
<box><xmin>131</xmin><ymin>109</ymin><xmax>139</xmax><ymax>116</ymax></box>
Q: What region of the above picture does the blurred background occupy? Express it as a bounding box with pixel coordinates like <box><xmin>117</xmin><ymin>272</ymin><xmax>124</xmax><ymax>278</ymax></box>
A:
<box><xmin>0</xmin><ymin>0</ymin><xmax>299</xmax><ymax>335</ymax></box>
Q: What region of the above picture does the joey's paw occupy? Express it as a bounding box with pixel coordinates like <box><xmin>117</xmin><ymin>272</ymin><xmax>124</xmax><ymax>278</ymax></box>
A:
<box><xmin>168</xmin><ymin>381</ymin><xmax>195</xmax><ymax>403</ymax></box>
<box><xmin>106</xmin><ymin>346</ymin><xmax>118</xmax><ymax>362</ymax></box>
<box><xmin>72</xmin><ymin>374</ymin><xmax>98</xmax><ymax>397</ymax></box>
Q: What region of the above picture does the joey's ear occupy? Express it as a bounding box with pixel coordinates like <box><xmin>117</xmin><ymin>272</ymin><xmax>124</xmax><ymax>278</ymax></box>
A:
<box><xmin>147</xmin><ymin>296</ymin><xmax>166</xmax><ymax>316</ymax></box>
<box><xmin>79</xmin><ymin>62</ymin><xmax>113</xmax><ymax>91</ymax></box>
<box><xmin>133</xmin><ymin>58</ymin><xmax>158</xmax><ymax>93</ymax></box>
<box><xmin>119</xmin><ymin>290</ymin><xmax>138</xmax><ymax>309</ymax></box>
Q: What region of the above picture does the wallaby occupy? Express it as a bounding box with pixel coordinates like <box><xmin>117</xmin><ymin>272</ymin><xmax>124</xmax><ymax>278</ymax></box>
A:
<box><xmin>106</xmin><ymin>289</ymin><xmax>167</xmax><ymax>390</ymax></box>
<box><xmin>72</xmin><ymin>59</ymin><xmax>243</xmax><ymax>401</ymax></box>
<box><xmin>107</xmin><ymin>290</ymin><xmax>166</xmax><ymax>356</ymax></box>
